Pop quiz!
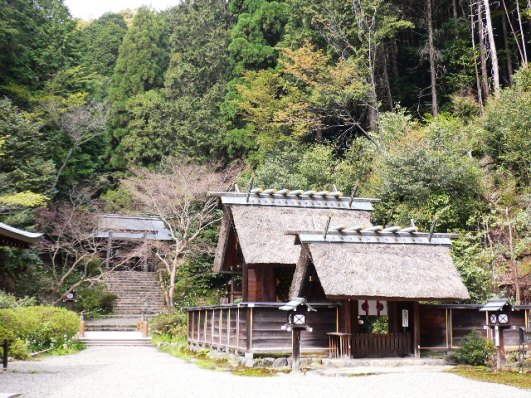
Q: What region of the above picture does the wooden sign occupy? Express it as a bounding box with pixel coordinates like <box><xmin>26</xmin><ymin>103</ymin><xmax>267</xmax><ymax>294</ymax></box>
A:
<box><xmin>402</xmin><ymin>309</ymin><xmax>409</xmax><ymax>327</ymax></box>
<box><xmin>358</xmin><ymin>300</ymin><xmax>388</xmax><ymax>316</ymax></box>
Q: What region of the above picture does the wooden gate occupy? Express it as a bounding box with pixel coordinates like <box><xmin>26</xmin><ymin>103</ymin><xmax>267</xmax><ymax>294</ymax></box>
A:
<box><xmin>351</xmin><ymin>332</ymin><xmax>411</xmax><ymax>357</ymax></box>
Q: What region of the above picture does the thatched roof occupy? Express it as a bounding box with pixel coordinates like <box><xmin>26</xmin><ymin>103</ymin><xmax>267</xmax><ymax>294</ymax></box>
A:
<box><xmin>0</xmin><ymin>222</ymin><xmax>42</xmax><ymax>248</ymax></box>
<box><xmin>96</xmin><ymin>214</ymin><xmax>172</xmax><ymax>241</ymax></box>
<box><xmin>213</xmin><ymin>202</ymin><xmax>373</xmax><ymax>271</ymax></box>
<box><xmin>291</xmin><ymin>233</ymin><xmax>469</xmax><ymax>300</ymax></box>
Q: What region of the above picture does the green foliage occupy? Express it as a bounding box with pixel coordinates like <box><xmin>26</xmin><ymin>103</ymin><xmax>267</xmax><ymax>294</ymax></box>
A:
<box><xmin>0</xmin><ymin>290</ymin><xmax>36</xmax><ymax>309</ymax></box>
<box><xmin>451</xmin><ymin>233</ymin><xmax>496</xmax><ymax>302</ymax></box>
<box><xmin>455</xmin><ymin>331</ymin><xmax>496</xmax><ymax>366</ymax></box>
<box><xmin>0</xmin><ymin>98</ymin><xmax>55</xmax><ymax>199</ymax></box>
<box><xmin>78</xmin><ymin>13</ymin><xmax>128</xmax><ymax>78</ymax></box>
<box><xmin>74</xmin><ymin>284</ymin><xmax>117</xmax><ymax>317</ymax></box>
<box><xmin>229</xmin><ymin>0</ymin><xmax>290</xmax><ymax>74</ymax></box>
<box><xmin>150</xmin><ymin>310</ymin><xmax>187</xmax><ymax>336</ymax></box>
<box><xmin>0</xmin><ymin>306</ymin><xmax>80</xmax><ymax>359</ymax></box>
<box><xmin>481</xmin><ymin>69</ymin><xmax>531</xmax><ymax>186</ymax></box>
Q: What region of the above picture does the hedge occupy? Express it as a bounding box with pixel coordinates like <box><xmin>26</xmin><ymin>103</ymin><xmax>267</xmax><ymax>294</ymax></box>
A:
<box><xmin>0</xmin><ymin>306</ymin><xmax>79</xmax><ymax>358</ymax></box>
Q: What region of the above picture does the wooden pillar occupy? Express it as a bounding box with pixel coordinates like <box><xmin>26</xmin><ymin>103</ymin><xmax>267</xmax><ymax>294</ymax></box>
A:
<box><xmin>449</xmin><ymin>309</ymin><xmax>454</xmax><ymax>348</ymax></box>
<box><xmin>105</xmin><ymin>232</ymin><xmax>113</xmax><ymax>268</ymax></box>
<box><xmin>413</xmin><ymin>301</ymin><xmax>420</xmax><ymax>358</ymax></box>
<box><xmin>236</xmin><ymin>306</ymin><xmax>240</xmax><ymax>349</ymax></box>
<box><xmin>246</xmin><ymin>305</ymin><xmax>254</xmax><ymax>353</ymax></box>
<box><xmin>242</xmin><ymin>262</ymin><xmax>248</xmax><ymax>302</ymax></box>
<box><xmin>342</xmin><ymin>300</ymin><xmax>352</xmax><ymax>334</ymax></box>
<box><xmin>142</xmin><ymin>232</ymin><xmax>148</xmax><ymax>272</ymax></box>
<box><xmin>227</xmin><ymin>308</ymin><xmax>231</xmax><ymax>348</ymax></box>
<box><xmin>351</xmin><ymin>300</ymin><xmax>359</xmax><ymax>334</ymax></box>
<box><xmin>445</xmin><ymin>309</ymin><xmax>449</xmax><ymax>349</ymax></box>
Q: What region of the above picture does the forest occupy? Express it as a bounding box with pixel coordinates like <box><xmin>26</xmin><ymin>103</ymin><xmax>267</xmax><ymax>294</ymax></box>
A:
<box><xmin>0</xmin><ymin>0</ymin><xmax>529</xmax><ymax>310</ymax></box>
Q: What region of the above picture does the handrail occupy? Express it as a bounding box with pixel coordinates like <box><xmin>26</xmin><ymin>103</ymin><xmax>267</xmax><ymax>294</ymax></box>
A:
<box><xmin>182</xmin><ymin>301</ymin><xmax>340</xmax><ymax>311</ymax></box>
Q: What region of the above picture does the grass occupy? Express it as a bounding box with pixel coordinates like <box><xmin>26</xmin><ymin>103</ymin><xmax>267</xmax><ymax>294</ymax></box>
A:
<box><xmin>152</xmin><ymin>334</ymin><xmax>283</xmax><ymax>377</ymax></box>
<box><xmin>449</xmin><ymin>366</ymin><xmax>531</xmax><ymax>389</ymax></box>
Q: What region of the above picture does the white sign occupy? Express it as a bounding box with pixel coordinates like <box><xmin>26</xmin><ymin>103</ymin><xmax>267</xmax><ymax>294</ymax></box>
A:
<box><xmin>402</xmin><ymin>309</ymin><xmax>409</xmax><ymax>328</ymax></box>
<box><xmin>358</xmin><ymin>300</ymin><xmax>388</xmax><ymax>316</ymax></box>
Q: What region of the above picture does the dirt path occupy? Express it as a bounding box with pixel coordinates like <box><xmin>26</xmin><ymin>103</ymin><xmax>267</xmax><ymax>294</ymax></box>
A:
<box><xmin>1</xmin><ymin>346</ymin><xmax>529</xmax><ymax>398</ymax></box>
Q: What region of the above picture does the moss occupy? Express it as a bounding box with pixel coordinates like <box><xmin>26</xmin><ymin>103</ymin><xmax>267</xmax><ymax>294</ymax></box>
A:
<box><xmin>449</xmin><ymin>366</ymin><xmax>531</xmax><ymax>389</ymax></box>
<box><xmin>231</xmin><ymin>368</ymin><xmax>279</xmax><ymax>377</ymax></box>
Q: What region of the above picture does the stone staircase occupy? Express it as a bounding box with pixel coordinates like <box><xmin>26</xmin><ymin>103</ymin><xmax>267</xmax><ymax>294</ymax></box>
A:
<box><xmin>104</xmin><ymin>271</ymin><xmax>166</xmax><ymax>316</ymax></box>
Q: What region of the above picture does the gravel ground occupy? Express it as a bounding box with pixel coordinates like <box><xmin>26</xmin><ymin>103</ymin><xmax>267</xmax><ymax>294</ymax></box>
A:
<box><xmin>1</xmin><ymin>346</ymin><xmax>529</xmax><ymax>398</ymax></box>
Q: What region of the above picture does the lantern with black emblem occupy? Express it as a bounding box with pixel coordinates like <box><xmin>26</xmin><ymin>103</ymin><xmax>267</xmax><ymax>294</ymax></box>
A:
<box><xmin>479</xmin><ymin>298</ymin><xmax>516</xmax><ymax>370</ymax></box>
<box><xmin>279</xmin><ymin>297</ymin><xmax>316</xmax><ymax>371</ymax></box>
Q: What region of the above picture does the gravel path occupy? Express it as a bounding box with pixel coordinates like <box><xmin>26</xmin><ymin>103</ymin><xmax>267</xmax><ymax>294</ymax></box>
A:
<box><xmin>1</xmin><ymin>346</ymin><xmax>529</xmax><ymax>398</ymax></box>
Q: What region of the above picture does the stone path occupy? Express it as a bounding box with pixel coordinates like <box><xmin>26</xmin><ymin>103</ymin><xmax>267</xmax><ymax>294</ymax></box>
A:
<box><xmin>1</xmin><ymin>346</ymin><xmax>529</xmax><ymax>398</ymax></box>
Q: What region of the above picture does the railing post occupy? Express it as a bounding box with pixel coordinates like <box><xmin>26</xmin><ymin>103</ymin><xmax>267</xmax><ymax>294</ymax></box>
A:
<box><xmin>79</xmin><ymin>314</ymin><xmax>85</xmax><ymax>338</ymax></box>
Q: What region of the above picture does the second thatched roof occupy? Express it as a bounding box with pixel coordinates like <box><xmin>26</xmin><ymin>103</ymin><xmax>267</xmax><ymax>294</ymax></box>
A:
<box><xmin>292</xmin><ymin>240</ymin><xmax>470</xmax><ymax>301</ymax></box>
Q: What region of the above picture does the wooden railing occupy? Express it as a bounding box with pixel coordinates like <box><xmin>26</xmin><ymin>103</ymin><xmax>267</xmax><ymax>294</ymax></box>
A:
<box><xmin>184</xmin><ymin>302</ymin><xmax>339</xmax><ymax>354</ymax></box>
<box><xmin>351</xmin><ymin>332</ymin><xmax>411</xmax><ymax>358</ymax></box>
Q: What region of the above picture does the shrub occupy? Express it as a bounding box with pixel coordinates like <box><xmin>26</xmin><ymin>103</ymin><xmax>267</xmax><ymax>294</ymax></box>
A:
<box><xmin>0</xmin><ymin>290</ymin><xmax>36</xmax><ymax>309</ymax></box>
<box><xmin>75</xmin><ymin>284</ymin><xmax>117</xmax><ymax>317</ymax></box>
<box><xmin>150</xmin><ymin>310</ymin><xmax>187</xmax><ymax>337</ymax></box>
<box><xmin>455</xmin><ymin>330</ymin><xmax>496</xmax><ymax>366</ymax></box>
<box><xmin>0</xmin><ymin>306</ymin><xmax>80</xmax><ymax>359</ymax></box>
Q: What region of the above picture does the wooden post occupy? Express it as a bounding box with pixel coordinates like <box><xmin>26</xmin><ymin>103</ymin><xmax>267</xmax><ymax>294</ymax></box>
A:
<box><xmin>246</xmin><ymin>306</ymin><xmax>253</xmax><ymax>353</ymax></box>
<box><xmin>495</xmin><ymin>326</ymin><xmax>506</xmax><ymax>370</ymax></box>
<box><xmin>211</xmin><ymin>310</ymin><xmax>215</xmax><ymax>346</ymax></box>
<box><xmin>292</xmin><ymin>329</ymin><xmax>301</xmax><ymax>372</ymax></box>
<box><xmin>3</xmin><ymin>340</ymin><xmax>8</xmax><ymax>370</ymax></box>
<box><xmin>219</xmin><ymin>309</ymin><xmax>223</xmax><ymax>346</ymax></box>
<box><xmin>236</xmin><ymin>307</ymin><xmax>240</xmax><ymax>349</ymax></box>
<box><xmin>449</xmin><ymin>309</ymin><xmax>454</xmax><ymax>348</ymax></box>
<box><xmin>105</xmin><ymin>232</ymin><xmax>113</xmax><ymax>268</ymax></box>
<box><xmin>227</xmin><ymin>308</ymin><xmax>231</xmax><ymax>348</ymax></box>
<box><xmin>197</xmin><ymin>311</ymin><xmax>201</xmax><ymax>342</ymax></box>
<box><xmin>141</xmin><ymin>321</ymin><xmax>148</xmax><ymax>337</ymax></box>
<box><xmin>242</xmin><ymin>263</ymin><xmax>248</xmax><ymax>302</ymax></box>
<box><xmin>142</xmin><ymin>232</ymin><xmax>148</xmax><ymax>272</ymax></box>
<box><xmin>445</xmin><ymin>308</ymin><xmax>449</xmax><ymax>349</ymax></box>
<box><xmin>413</xmin><ymin>301</ymin><xmax>420</xmax><ymax>358</ymax></box>
<box><xmin>79</xmin><ymin>318</ymin><xmax>85</xmax><ymax>338</ymax></box>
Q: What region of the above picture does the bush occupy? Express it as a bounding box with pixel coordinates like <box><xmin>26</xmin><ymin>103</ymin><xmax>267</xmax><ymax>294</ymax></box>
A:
<box><xmin>455</xmin><ymin>331</ymin><xmax>496</xmax><ymax>366</ymax></box>
<box><xmin>150</xmin><ymin>310</ymin><xmax>187</xmax><ymax>337</ymax></box>
<box><xmin>0</xmin><ymin>306</ymin><xmax>80</xmax><ymax>359</ymax></box>
<box><xmin>0</xmin><ymin>290</ymin><xmax>36</xmax><ymax>308</ymax></box>
<box><xmin>75</xmin><ymin>284</ymin><xmax>117</xmax><ymax>317</ymax></box>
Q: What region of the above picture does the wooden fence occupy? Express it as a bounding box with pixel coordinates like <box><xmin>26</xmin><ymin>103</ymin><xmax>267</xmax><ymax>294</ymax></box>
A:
<box><xmin>185</xmin><ymin>302</ymin><xmax>338</xmax><ymax>354</ymax></box>
<box><xmin>351</xmin><ymin>332</ymin><xmax>411</xmax><ymax>358</ymax></box>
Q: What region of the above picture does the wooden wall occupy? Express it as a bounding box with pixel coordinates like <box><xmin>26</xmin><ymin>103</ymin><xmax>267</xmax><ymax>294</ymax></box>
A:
<box><xmin>420</xmin><ymin>305</ymin><xmax>529</xmax><ymax>349</ymax></box>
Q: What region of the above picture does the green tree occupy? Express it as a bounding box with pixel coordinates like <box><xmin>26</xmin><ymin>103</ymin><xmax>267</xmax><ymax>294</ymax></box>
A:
<box><xmin>78</xmin><ymin>13</ymin><xmax>128</xmax><ymax>78</ymax></box>
<box><xmin>107</xmin><ymin>7</ymin><xmax>168</xmax><ymax>169</ymax></box>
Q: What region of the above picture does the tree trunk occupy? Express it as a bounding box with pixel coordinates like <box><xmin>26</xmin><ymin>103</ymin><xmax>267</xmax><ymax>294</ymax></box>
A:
<box><xmin>382</xmin><ymin>51</ymin><xmax>394</xmax><ymax>110</ymax></box>
<box><xmin>452</xmin><ymin>0</ymin><xmax>458</xmax><ymax>19</ymax></box>
<box><xmin>483</xmin><ymin>0</ymin><xmax>501</xmax><ymax>97</ymax></box>
<box><xmin>427</xmin><ymin>0</ymin><xmax>438</xmax><ymax>116</ymax></box>
<box><xmin>501</xmin><ymin>11</ymin><xmax>513</xmax><ymax>84</ymax></box>
<box><xmin>516</xmin><ymin>0</ymin><xmax>528</xmax><ymax>66</ymax></box>
<box><xmin>470</xmin><ymin>5</ymin><xmax>484</xmax><ymax>113</ymax></box>
<box><xmin>478</xmin><ymin>1</ymin><xmax>491</xmax><ymax>98</ymax></box>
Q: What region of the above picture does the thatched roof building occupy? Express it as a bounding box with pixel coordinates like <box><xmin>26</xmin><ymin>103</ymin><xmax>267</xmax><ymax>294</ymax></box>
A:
<box><xmin>96</xmin><ymin>214</ymin><xmax>172</xmax><ymax>241</ymax></box>
<box><xmin>0</xmin><ymin>222</ymin><xmax>42</xmax><ymax>248</ymax></box>
<box><xmin>211</xmin><ymin>191</ymin><xmax>379</xmax><ymax>272</ymax></box>
<box><xmin>290</xmin><ymin>230</ymin><xmax>470</xmax><ymax>301</ymax></box>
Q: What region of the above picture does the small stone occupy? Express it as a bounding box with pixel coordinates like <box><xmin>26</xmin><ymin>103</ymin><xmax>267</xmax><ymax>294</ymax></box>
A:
<box><xmin>244</xmin><ymin>359</ymin><xmax>255</xmax><ymax>368</ymax></box>
<box><xmin>261</xmin><ymin>357</ymin><xmax>274</xmax><ymax>367</ymax></box>
<box><xmin>272</xmin><ymin>357</ymin><xmax>288</xmax><ymax>368</ymax></box>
